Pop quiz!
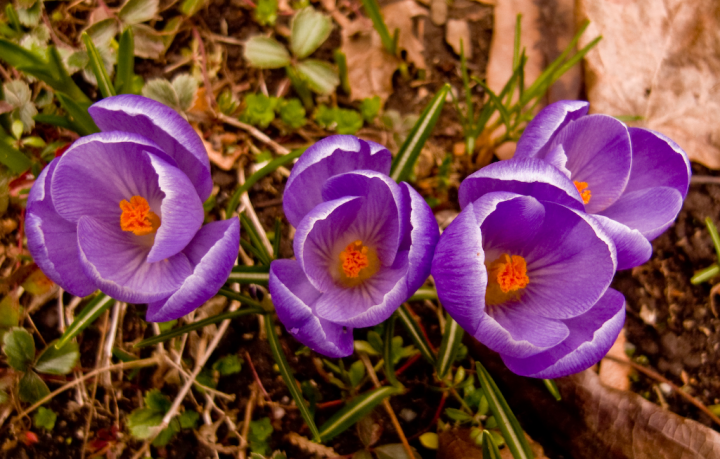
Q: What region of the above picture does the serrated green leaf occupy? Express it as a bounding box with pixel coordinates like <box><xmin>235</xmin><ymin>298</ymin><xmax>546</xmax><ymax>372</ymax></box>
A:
<box><xmin>145</xmin><ymin>388</ymin><xmax>171</xmax><ymax>412</ymax></box>
<box><xmin>212</xmin><ymin>354</ymin><xmax>243</xmax><ymax>376</ymax></box>
<box><xmin>171</xmin><ymin>74</ymin><xmax>198</xmax><ymax>112</ymax></box>
<box><xmin>35</xmin><ymin>341</ymin><xmax>79</xmax><ymax>375</ymax></box>
<box><xmin>127</xmin><ymin>407</ymin><xmax>164</xmax><ymax>439</ymax></box>
<box><xmin>85</xmin><ymin>18</ymin><xmax>119</xmax><ymax>48</ymax></box>
<box><xmin>296</xmin><ymin>59</ymin><xmax>338</xmax><ymax>95</ymax></box>
<box><xmin>278</xmin><ymin>98</ymin><xmax>306</xmax><ymax>129</ymax></box>
<box><xmin>33</xmin><ymin>406</ymin><xmax>57</xmax><ymax>430</ymax></box>
<box><xmin>319</xmin><ymin>386</ymin><xmax>400</xmax><ymax>442</ymax></box>
<box><xmin>179</xmin><ymin>409</ymin><xmax>199</xmax><ymax>429</ymax></box>
<box><xmin>142</xmin><ymin>78</ymin><xmax>178</xmax><ymax>109</ymax></box>
<box><xmin>56</xmin><ymin>294</ymin><xmax>112</xmax><ymax>350</ymax></box>
<box><xmin>19</xmin><ymin>370</ymin><xmax>50</xmax><ymax>403</ymax></box>
<box><xmin>240</xmin><ymin>93</ymin><xmax>278</xmax><ymax>128</ymax></box>
<box><xmin>4</xmin><ymin>80</ymin><xmax>36</xmax><ymax>132</ymax></box>
<box><xmin>3</xmin><ymin>327</ymin><xmax>35</xmax><ymax>371</ymax></box>
<box><xmin>290</xmin><ymin>7</ymin><xmax>332</xmax><ymax>59</ymax></box>
<box><xmin>119</xmin><ymin>0</ymin><xmax>159</xmax><ymax>25</ymax></box>
<box><xmin>16</xmin><ymin>1</ymin><xmax>41</xmax><ymax>27</ymax></box>
<box><xmin>244</xmin><ymin>36</ymin><xmax>291</xmax><ymax>69</ymax></box>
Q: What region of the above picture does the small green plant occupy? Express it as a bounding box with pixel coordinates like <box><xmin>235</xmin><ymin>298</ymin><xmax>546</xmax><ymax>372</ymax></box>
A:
<box><xmin>142</xmin><ymin>73</ymin><xmax>199</xmax><ymax>115</ymax></box>
<box><xmin>249</xmin><ymin>417</ymin><xmax>274</xmax><ymax>456</ymax></box>
<box><xmin>126</xmin><ymin>389</ymin><xmax>197</xmax><ymax>447</ymax></box>
<box><xmin>240</xmin><ymin>93</ymin><xmax>307</xmax><ymax>130</ymax></box>
<box><xmin>315</xmin><ymin>105</ymin><xmax>363</xmax><ymax>135</ymax></box>
<box><xmin>33</xmin><ymin>406</ymin><xmax>56</xmax><ymax>431</ymax></box>
<box><xmin>254</xmin><ymin>0</ymin><xmax>278</xmax><ymax>26</ymax></box>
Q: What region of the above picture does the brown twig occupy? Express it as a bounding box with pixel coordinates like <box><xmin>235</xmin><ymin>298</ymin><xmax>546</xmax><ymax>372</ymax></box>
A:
<box><xmin>244</xmin><ymin>351</ymin><xmax>270</xmax><ymax>401</ymax></box>
<box><xmin>217</xmin><ymin>113</ymin><xmax>291</xmax><ymax>156</ymax></box>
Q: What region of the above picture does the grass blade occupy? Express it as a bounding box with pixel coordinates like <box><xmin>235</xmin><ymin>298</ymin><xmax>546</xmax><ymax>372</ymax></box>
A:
<box><xmin>239</xmin><ymin>214</ymin><xmax>271</xmax><ymax>265</ymax></box>
<box><xmin>319</xmin><ymin>386</ymin><xmax>400</xmax><ymax>441</ymax></box>
<box><xmin>225</xmin><ymin>147</ymin><xmax>304</xmax><ymax>216</ymax></box>
<box><xmin>435</xmin><ymin>316</ymin><xmax>463</xmax><ymax>379</ymax></box>
<box><xmin>266</xmin><ymin>314</ymin><xmax>321</xmax><ymax>441</ymax></box>
<box><xmin>543</xmin><ymin>379</ymin><xmax>561</xmax><ymax>401</ymax></box>
<box><xmin>476</xmin><ymin>361</ymin><xmax>534</xmax><ymax>459</ymax></box>
<box><xmin>82</xmin><ymin>33</ymin><xmax>116</xmax><ymax>99</ymax></box>
<box><xmin>55</xmin><ymin>93</ymin><xmax>99</xmax><ymax>136</ymax></box>
<box><xmin>360</xmin><ymin>0</ymin><xmax>395</xmax><ymax>55</ymax></box>
<box><xmin>34</xmin><ymin>114</ymin><xmax>74</xmax><ymax>131</ymax></box>
<box><xmin>408</xmin><ymin>286</ymin><xmax>437</xmax><ymax>302</ymax></box>
<box><xmin>134</xmin><ymin>307</ymin><xmax>265</xmax><ymax>348</ymax></box>
<box><xmin>481</xmin><ymin>430</ymin><xmax>502</xmax><ymax>459</ymax></box>
<box><xmin>0</xmin><ymin>139</ymin><xmax>31</xmax><ymax>174</ymax></box>
<box><xmin>115</xmin><ymin>27</ymin><xmax>135</xmax><ymax>94</ymax></box>
<box><xmin>226</xmin><ymin>270</ymin><xmax>270</xmax><ymax>285</ymax></box>
<box><xmin>390</xmin><ymin>84</ymin><xmax>450</xmax><ymax>183</ymax></box>
<box><xmin>216</xmin><ymin>288</ymin><xmax>263</xmax><ymax>309</ymax></box>
<box><xmin>397</xmin><ymin>304</ymin><xmax>435</xmax><ymax>365</ymax></box>
<box><xmin>56</xmin><ymin>294</ymin><xmax>114</xmax><ymax>349</ymax></box>
<box><xmin>473</xmin><ymin>78</ymin><xmax>512</xmax><ymax>132</ymax></box>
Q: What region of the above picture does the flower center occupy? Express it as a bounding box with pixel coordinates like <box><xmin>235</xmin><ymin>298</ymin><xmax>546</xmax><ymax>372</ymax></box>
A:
<box><xmin>485</xmin><ymin>253</ymin><xmax>529</xmax><ymax>306</ymax></box>
<box><xmin>119</xmin><ymin>196</ymin><xmax>161</xmax><ymax>236</ymax></box>
<box><xmin>574</xmin><ymin>181</ymin><xmax>592</xmax><ymax>204</ymax></box>
<box><xmin>336</xmin><ymin>240</ymin><xmax>380</xmax><ymax>287</ymax></box>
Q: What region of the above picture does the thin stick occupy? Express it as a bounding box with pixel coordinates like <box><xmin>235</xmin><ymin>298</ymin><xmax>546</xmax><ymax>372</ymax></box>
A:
<box><xmin>163</xmin><ymin>357</ymin><xmax>235</xmax><ymax>401</ymax></box>
<box><xmin>604</xmin><ymin>355</ymin><xmax>720</xmax><ymax>427</ymax></box>
<box><xmin>238</xmin><ymin>167</ymin><xmax>275</xmax><ymax>257</ymax></box>
<box><xmin>218</xmin><ymin>113</ymin><xmax>291</xmax><ymax>156</ymax></box>
<box><xmin>100</xmin><ymin>301</ymin><xmax>123</xmax><ymax>387</ymax></box>
<box><xmin>81</xmin><ymin>309</ymin><xmax>110</xmax><ymax>459</ymax></box>
<box><xmin>238</xmin><ymin>383</ymin><xmax>258</xmax><ymax>459</ymax></box>
<box><xmin>359</xmin><ymin>354</ymin><xmax>414</xmax><ymax>459</ymax></box>
<box><xmin>244</xmin><ymin>351</ymin><xmax>270</xmax><ymax>400</ymax></box>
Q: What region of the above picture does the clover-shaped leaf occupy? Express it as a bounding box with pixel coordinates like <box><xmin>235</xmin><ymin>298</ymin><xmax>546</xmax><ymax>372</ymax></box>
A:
<box><xmin>244</xmin><ymin>36</ymin><xmax>291</xmax><ymax>69</ymax></box>
<box><xmin>35</xmin><ymin>341</ymin><xmax>79</xmax><ymax>375</ymax></box>
<box><xmin>3</xmin><ymin>327</ymin><xmax>35</xmax><ymax>372</ymax></box>
<box><xmin>296</xmin><ymin>59</ymin><xmax>339</xmax><ymax>95</ymax></box>
<box><xmin>212</xmin><ymin>354</ymin><xmax>243</xmax><ymax>376</ymax></box>
<box><xmin>33</xmin><ymin>407</ymin><xmax>57</xmax><ymax>431</ymax></box>
<box><xmin>290</xmin><ymin>7</ymin><xmax>332</xmax><ymax>59</ymax></box>
<box><xmin>19</xmin><ymin>371</ymin><xmax>49</xmax><ymax>404</ymax></box>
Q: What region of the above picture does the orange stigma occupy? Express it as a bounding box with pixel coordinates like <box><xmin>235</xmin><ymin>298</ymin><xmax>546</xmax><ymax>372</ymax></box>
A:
<box><xmin>340</xmin><ymin>240</ymin><xmax>370</xmax><ymax>278</ymax></box>
<box><xmin>119</xmin><ymin>196</ymin><xmax>161</xmax><ymax>236</ymax></box>
<box><xmin>485</xmin><ymin>253</ymin><xmax>529</xmax><ymax>305</ymax></box>
<box><xmin>574</xmin><ymin>181</ymin><xmax>592</xmax><ymax>204</ymax></box>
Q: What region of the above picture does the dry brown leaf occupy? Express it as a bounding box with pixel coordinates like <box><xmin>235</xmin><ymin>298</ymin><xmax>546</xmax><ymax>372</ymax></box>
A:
<box><xmin>445</xmin><ymin>19</ymin><xmax>471</xmax><ymax>58</ymax></box>
<box><xmin>598</xmin><ymin>328</ymin><xmax>632</xmax><ymax>391</ymax></box>
<box><xmin>437</xmin><ymin>428</ymin><xmax>547</xmax><ymax>459</ymax></box>
<box><xmin>341</xmin><ymin>0</ymin><xmax>427</xmax><ymax>103</ymax></box>
<box><xmin>578</xmin><ymin>0</ymin><xmax>720</xmax><ymax>169</ymax></box>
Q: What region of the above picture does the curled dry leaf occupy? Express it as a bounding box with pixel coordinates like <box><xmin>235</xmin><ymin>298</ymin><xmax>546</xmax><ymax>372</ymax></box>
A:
<box><xmin>578</xmin><ymin>0</ymin><xmax>720</xmax><ymax>169</ymax></box>
<box><xmin>445</xmin><ymin>19</ymin><xmax>471</xmax><ymax>58</ymax></box>
<box><xmin>341</xmin><ymin>0</ymin><xmax>427</xmax><ymax>104</ymax></box>
<box><xmin>467</xmin><ymin>340</ymin><xmax>720</xmax><ymax>458</ymax></box>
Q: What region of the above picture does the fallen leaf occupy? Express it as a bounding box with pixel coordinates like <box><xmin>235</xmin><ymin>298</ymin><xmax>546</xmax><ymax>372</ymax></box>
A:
<box><xmin>445</xmin><ymin>19</ymin><xmax>471</xmax><ymax>58</ymax></box>
<box><xmin>578</xmin><ymin>0</ymin><xmax>720</xmax><ymax>169</ymax></box>
<box><xmin>431</xmin><ymin>0</ymin><xmax>447</xmax><ymax>26</ymax></box>
<box><xmin>598</xmin><ymin>328</ymin><xmax>632</xmax><ymax>391</ymax></box>
<box><xmin>437</xmin><ymin>428</ymin><xmax>548</xmax><ymax>459</ymax></box>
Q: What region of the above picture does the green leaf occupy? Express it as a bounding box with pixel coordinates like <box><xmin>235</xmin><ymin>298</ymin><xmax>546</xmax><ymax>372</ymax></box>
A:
<box><xmin>16</xmin><ymin>1</ymin><xmax>41</xmax><ymax>27</ymax></box>
<box><xmin>145</xmin><ymin>388</ymin><xmax>171</xmax><ymax>412</ymax></box>
<box><xmin>0</xmin><ymin>138</ymin><xmax>31</xmax><ymax>174</ymax></box>
<box><xmin>296</xmin><ymin>60</ymin><xmax>339</xmax><ymax>95</ymax></box>
<box><xmin>226</xmin><ymin>266</ymin><xmax>271</xmax><ymax>285</ymax></box>
<box><xmin>240</xmin><ymin>93</ymin><xmax>278</xmax><ymax>128</ymax></box>
<box><xmin>19</xmin><ymin>370</ymin><xmax>50</xmax><ymax>404</ymax></box>
<box><xmin>0</xmin><ymin>294</ymin><xmax>21</xmax><ymax>328</ymax></box>
<box><xmin>383</xmin><ymin>313</ymin><xmax>401</xmax><ymax>387</ymax></box>
<box><xmin>82</xmin><ymin>33</ymin><xmax>116</xmax><ymax>99</ymax></box>
<box><xmin>543</xmin><ymin>379</ymin><xmax>561</xmax><ymax>401</ymax></box>
<box><xmin>249</xmin><ymin>417</ymin><xmax>273</xmax><ymax>451</ymax></box>
<box><xmin>390</xmin><ymin>83</ymin><xmax>449</xmax><ymax>182</ymax></box>
<box><xmin>35</xmin><ymin>341</ymin><xmax>79</xmax><ymax>375</ymax></box>
<box><xmin>142</xmin><ymin>78</ymin><xmax>178</xmax><ymax>108</ymax></box>
<box><xmin>115</xmin><ymin>27</ymin><xmax>136</xmax><ymax>94</ymax></box>
<box><xmin>374</xmin><ymin>443</ymin><xmax>421</xmax><ymax>459</ymax></box>
<box><xmin>360</xmin><ymin>96</ymin><xmax>381</xmax><ymax>123</ymax></box>
<box><xmin>290</xmin><ymin>7</ymin><xmax>332</xmax><ymax>59</ymax></box>
<box><xmin>476</xmin><ymin>362</ymin><xmax>534</xmax><ymax>459</ymax></box>
<box><xmin>172</xmin><ymin>74</ymin><xmax>198</xmax><ymax>112</ymax></box>
<box><xmin>254</xmin><ymin>0</ymin><xmax>278</xmax><ymax>26</ymax></box>
<box><xmin>445</xmin><ymin>408</ymin><xmax>473</xmax><ymax>423</ymax></box>
<box><xmin>314</xmin><ymin>105</ymin><xmax>363</xmax><ymax>134</ymax></box>
<box><xmin>217</xmin><ymin>88</ymin><xmax>240</xmax><ymax>115</ymax></box>
<box><xmin>127</xmin><ymin>407</ymin><xmax>164</xmax><ymax>439</ymax></box>
<box><xmin>265</xmin><ymin>314</ymin><xmax>321</xmax><ymax>441</ymax></box>
<box><xmin>419</xmin><ymin>432</ymin><xmax>439</xmax><ymax>450</ymax></box>
<box><xmin>348</xmin><ymin>360</ymin><xmax>365</xmax><ymax>388</ymax></box>
<box><xmin>131</xmin><ymin>23</ymin><xmax>165</xmax><ymax>59</ymax></box>
<box><xmin>119</xmin><ymin>0</ymin><xmax>159</xmax><ymax>25</ymax></box>
<box><xmin>240</xmin><ymin>213</ymin><xmax>272</xmax><ymax>265</ymax></box>
<box><xmin>212</xmin><ymin>354</ymin><xmax>243</xmax><ymax>376</ymax></box>
<box><xmin>55</xmin><ymin>92</ymin><xmax>99</xmax><ymax>136</ymax></box>
<box><xmin>179</xmin><ymin>409</ymin><xmax>199</xmax><ymax>429</ymax></box>
<box><xmin>33</xmin><ymin>406</ymin><xmax>57</xmax><ymax>431</ymax></box>
<box><xmin>435</xmin><ymin>316</ymin><xmax>463</xmax><ymax>380</ymax></box>
<box><xmin>481</xmin><ymin>430</ymin><xmax>502</xmax><ymax>459</ymax></box>
<box><xmin>180</xmin><ymin>0</ymin><xmax>207</xmax><ymax>17</ymax></box>
<box><xmin>360</xmin><ymin>0</ymin><xmax>395</xmax><ymax>55</ymax></box>
<box><xmin>85</xmin><ymin>18</ymin><xmax>119</xmax><ymax>47</ymax></box>
<box><xmin>3</xmin><ymin>327</ymin><xmax>35</xmax><ymax>372</ymax></box>
<box><xmin>396</xmin><ymin>304</ymin><xmax>434</xmax><ymax>365</ymax></box>
<box><xmin>319</xmin><ymin>386</ymin><xmax>401</xmax><ymax>441</ymax></box>
<box><xmin>278</xmin><ymin>98</ymin><xmax>306</xmax><ymax>129</ymax></box>
<box><xmin>4</xmin><ymin>80</ymin><xmax>37</xmax><ymax>132</ymax></box>
<box><xmin>56</xmin><ymin>293</ymin><xmax>112</xmax><ymax>350</ymax></box>
<box><xmin>153</xmin><ymin>418</ymin><xmax>180</xmax><ymax>446</ymax></box>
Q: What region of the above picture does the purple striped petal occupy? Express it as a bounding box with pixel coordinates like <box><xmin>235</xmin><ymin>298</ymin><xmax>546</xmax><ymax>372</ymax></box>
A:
<box><xmin>269</xmin><ymin>259</ymin><xmax>354</xmax><ymax>358</ymax></box>
<box><xmin>77</xmin><ymin>216</ymin><xmax>192</xmax><ymax>304</ymax></box>
<box><xmin>502</xmin><ymin>288</ymin><xmax>626</xmax><ymax>378</ymax></box>
<box><xmin>146</xmin><ymin>218</ymin><xmax>240</xmax><ymax>322</ymax></box>
<box><xmin>598</xmin><ymin>187</ymin><xmax>684</xmax><ymax>241</ymax></box>
<box><xmin>458</xmin><ymin>158</ymin><xmax>584</xmax><ymax>211</ymax></box>
<box><xmin>625</xmin><ymin>128</ymin><xmax>690</xmax><ymax>197</ymax></box>
<box><xmin>399</xmin><ymin>182</ymin><xmax>439</xmax><ymax>293</ymax></box>
<box><xmin>590</xmin><ymin>215</ymin><xmax>652</xmax><ymax>270</ymax></box>
<box><xmin>514</xmin><ymin>100</ymin><xmax>589</xmax><ymax>158</ymax></box>
<box><xmin>89</xmin><ymin>94</ymin><xmax>212</xmax><ymax>201</ymax></box>
<box><xmin>26</xmin><ymin>160</ymin><xmax>96</xmax><ymax>297</ymax></box>
<box><xmin>283</xmin><ymin>135</ymin><xmax>392</xmax><ymax>227</ymax></box>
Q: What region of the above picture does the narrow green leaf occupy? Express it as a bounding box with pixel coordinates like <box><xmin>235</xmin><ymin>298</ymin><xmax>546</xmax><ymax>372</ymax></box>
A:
<box><xmin>383</xmin><ymin>313</ymin><xmax>401</xmax><ymax>388</ymax></box>
<box><xmin>225</xmin><ymin>147</ymin><xmax>304</xmax><ymax>216</ymax></box>
<box><xmin>115</xmin><ymin>27</ymin><xmax>136</xmax><ymax>94</ymax></box>
<box><xmin>476</xmin><ymin>362</ymin><xmax>534</xmax><ymax>459</ymax></box>
<box><xmin>543</xmin><ymin>379</ymin><xmax>561</xmax><ymax>401</ymax></box>
<box><xmin>0</xmin><ymin>139</ymin><xmax>31</xmax><ymax>174</ymax></box>
<box><xmin>35</xmin><ymin>341</ymin><xmax>79</xmax><ymax>375</ymax></box>
<box><xmin>240</xmin><ymin>214</ymin><xmax>272</xmax><ymax>265</ymax></box>
<box><xmin>319</xmin><ymin>386</ymin><xmax>400</xmax><ymax>441</ymax></box>
<box><xmin>265</xmin><ymin>314</ymin><xmax>321</xmax><ymax>441</ymax></box>
<box><xmin>19</xmin><ymin>370</ymin><xmax>50</xmax><ymax>404</ymax></box>
<box><xmin>55</xmin><ymin>93</ymin><xmax>99</xmax><ymax>136</ymax></box>
<box><xmin>56</xmin><ymin>293</ymin><xmax>113</xmax><ymax>349</ymax></box>
<box><xmin>34</xmin><ymin>114</ymin><xmax>74</xmax><ymax>131</ymax></box>
<box><xmin>691</xmin><ymin>264</ymin><xmax>720</xmax><ymax>284</ymax></box>
<box><xmin>227</xmin><ymin>270</ymin><xmax>270</xmax><ymax>285</ymax></box>
<box><xmin>216</xmin><ymin>288</ymin><xmax>264</xmax><ymax>309</ymax></box>
<box><xmin>390</xmin><ymin>84</ymin><xmax>449</xmax><ymax>182</ymax></box>
<box><xmin>360</xmin><ymin>0</ymin><xmax>395</xmax><ymax>55</ymax></box>
<box><xmin>135</xmin><ymin>306</ymin><xmax>264</xmax><ymax>348</ymax></box>
<box><xmin>334</xmin><ymin>49</ymin><xmax>350</xmax><ymax>94</ymax></box>
<box><xmin>481</xmin><ymin>430</ymin><xmax>502</xmax><ymax>459</ymax></box>
<box><xmin>244</xmin><ymin>36</ymin><xmax>291</xmax><ymax>69</ymax></box>
<box><xmin>435</xmin><ymin>316</ymin><xmax>463</xmax><ymax>379</ymax></box>
<box><xmin>5</xmin><ymin>4</ymin><xmax>21</xmax><ymax>33</ymax></box>
<box><xmin>290</xmin><ymin>7</ymin><xmax>332</xmax><ymax>59</ymax></box>
<box><xmin>473</xmin><ymin>78</ymin><xmax>511</xmax><ymax>132</ymax></box>
<box><xmin>82</xmin><ymin>33</ymin><xmax>116</xmax><ymax>99</ymax></box>
<box><xmin>3</xmin><ymin>327</ymin><xmax>35</xmax><ymax>372</ymax></box>
<box><xmin>408</xmin><ymin>286</ymin><xmax>437</xmax><ymax>302</ymax></box>
<box><xmin>396</xmin><ymin>305</ymin><xmax>435</xmax><ymax>365</ymax></box>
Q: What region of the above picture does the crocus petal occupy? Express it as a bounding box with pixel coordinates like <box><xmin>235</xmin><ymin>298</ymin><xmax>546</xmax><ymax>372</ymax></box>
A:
<box><xmin>598</xmin><ymin>186</ymin><xmax>683</xmax><ymax>241</ymax></box>
<box><xmin>624</xmin><ymin>128</ymin><xmax>691</xmax><ymax>197</ymax></box>
<box><xmin>269</xmin><ymin>259</ymin><xmax>354</xmax><ymax>358</ymax></box>
<box><xmin>77</xmin><ymin>216</ymin><xmax>192</xmax><ymax>303</ymax></box>
<box><xmin>294</xmin><ymin>196</ymin><xmax>364</xmax><ymax>292</ymax></box>
<box><xmin>283</xmin><ymin>135</ymin><xmax>392</xmax><ymax>227</ymax></box>
<box><xmin>475</xmin><ymin>305</ymin><xmax>569</xmax><ymax>359</ymax></box>
<box><xmin>546</xmin><ymin>114</ymin><xmax>632</xmax><ymax>213</ymax></box>
<box><xmin>26</xmin><ymin>160</ymin><xmax>96</xmax><ymax>297</ymax></box>
<box><xmin>322</xmin><ymin>170</ymin><xmax>405</xmax><ymax>266</ymax></box>
<box><xmin>514</xmin><ymin>100</ymin><xmax>589</xmax><ymax>158</ymax></box>
<box><xmin>145</xmin><ymin>153</ymin><xmax>204</xmax><ymax>263</ymax></box>
<box><xmin>89</xmin><ymin>94</ymin><xmax>212</xmax><ymax>201</ymax></box>
<box><xmin>590</xmin><ymin>215</ymin><xmax>652</xmax><ymax>270</ymax></box>
<box><xmin>458</xmin><ymin>158</ymin><xmax>584</xmax><ymax>211</ymax></box>
<box><xmin>51</xmin><ymin>132</ymin><xmax>166</xmax><ymax>225</ymax></box>
<box><xmin>478</xmin><ymin>194</ymin><xmax>546</xmax><ymax>257</ymax></box>
<box><xmin>146</xmin><ymin>218</ymin><xmax>240</xmax><ymax>322</ymax></box>
<box><xmin>541</xmin><ymin>144</ymin><xmax>571</xmax><ymax>178</ymax></box>
<box><xmin>502</xmin><ymin>288</ymin><xmax>626</xmax><ymax>378</ymax></box>
<box><xmin>399</xmin><ymin>182</ymin><xmax>440</xmax><ymax>293</ymax></box>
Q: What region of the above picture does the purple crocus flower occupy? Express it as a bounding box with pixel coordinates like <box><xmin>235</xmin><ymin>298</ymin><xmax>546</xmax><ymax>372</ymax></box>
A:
<box><xmin>269</xmin><ymin>135</ymin><xmax>439</xmax><ymax>358</ymax></box>
<box><xmin>432</xmin><ymin>159</ymin><xmax>624</xmax><ymax>378</ymax></box>
<box><xmin>26</xmin><ymin>95</ymin><xmax>239</xmax><ymax>322</ymax></box>
<box><xmin>512</xmin><ymin>100</ymin><xmax>691</xmax><ymax>269</ymax></box>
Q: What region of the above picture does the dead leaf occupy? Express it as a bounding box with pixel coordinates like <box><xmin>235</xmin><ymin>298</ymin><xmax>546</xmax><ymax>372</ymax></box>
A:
<box><xmin>287</xmin><ymin>432</ymin><xmax>337</xmax><ymax>457</ymax></box>
<box><xmin>578</xmin><ymin>0</ymin><xmax>720</xmax><ymax>169</ymax></box>
<box><xmin>445</xmin><ymin>19</ymin><xmax>471</xmax><ymax>58</ymax></box>
<box><xmin>341</xmin><ymin>0</ymin><xmax>427</xmax><ymax>104</ymax></box>
<box><xmin>431</xmin><ymin>0</ymin><xmax>447</xmax><ymax>26</ymax></box>
<box><xmin>437</xmin><ymin>428</ymin><xmax>547</xmax><ymax>459</ymax></box>
<box><xmin>598</xmin><ymin>328</ymin><xmax>632</xmax><ymax>391</ymax></box>
<box><xmin>467</xmin><ymin>340</ymin><xmax>720</xmax><ymax>458</ymax></box>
